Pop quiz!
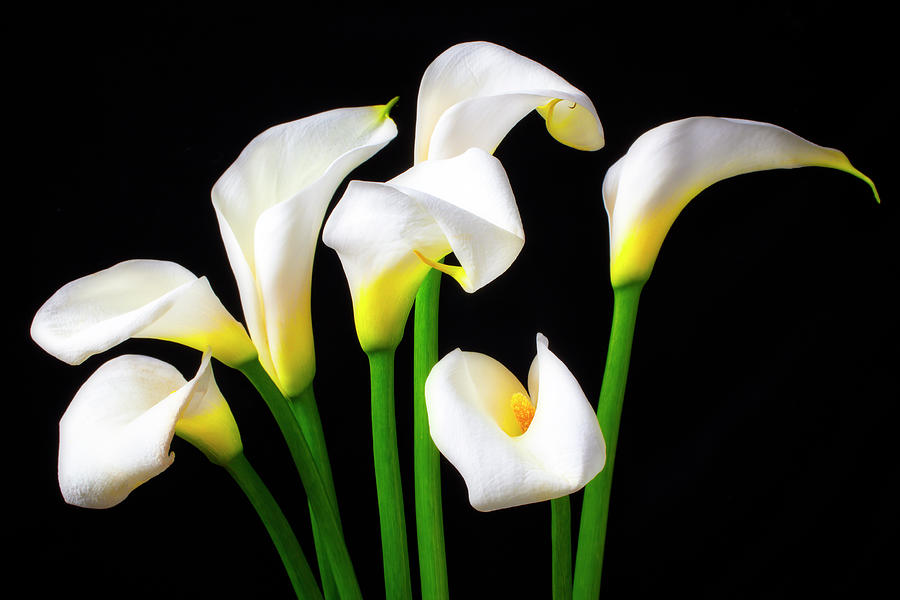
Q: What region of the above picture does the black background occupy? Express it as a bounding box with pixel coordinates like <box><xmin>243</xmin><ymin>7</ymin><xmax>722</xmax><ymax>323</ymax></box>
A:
<box><xmin>11</xmin><ymin>4</ymin><xmax>897</xmax><ymax>598</ymax></box>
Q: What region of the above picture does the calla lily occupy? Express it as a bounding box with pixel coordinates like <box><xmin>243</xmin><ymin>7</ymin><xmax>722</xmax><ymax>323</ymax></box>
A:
<box><xmin>415</xmin><ymin>41</ymin><xmax>604</xmax><ymax>162</ymax></box>
<box><xmin>31</xmin><ymin>259</ymin><xmax>257</xmax><ymax>369</ymax></box>
<box><xmin>322</xmin><ymin>148</ymin><xmax>524</xmax><ymax>352</ymax></box>
<box><xmin>425</xmin><ymin>333</ymin><xmax>606</xmax><ymax>512</ymax></box>
<box><xmin>211</xmin><ymin>103</ymin><xmax>398</xmax><ymax>396</ymax></box>
<box><xmin>58</xmin><ymin>352</ymin><xmax>242</xmax><ymax>509</ymax></box>
<box><xmin>603</xmin><ymin>117</ymin><xmax>880</xmax><ymax>288</ymax></box>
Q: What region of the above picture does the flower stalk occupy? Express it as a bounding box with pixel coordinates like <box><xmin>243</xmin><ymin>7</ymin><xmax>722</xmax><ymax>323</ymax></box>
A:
<box><xmin>368</xmin><ymin>348</ymin><xmax>414</xmax><ymax>600</ymax></box>
<box><xmin>551</xmin><ymin>496</ymin><xmax>573</xmax><ymax>600</ymax></box>
<box><xmin>573</xmin><ymin>282</ymin><xmax>643</xmax><ymax>599</ymax></box>
<box><xmin>413</xmin><ymin>266</ymin><xmax>450</xmax><ymax>600</ymax></box>
<box><xmin>224</xmin><ymin>452</ymin><xmax>323</xmax><ymax>600</ymax></box>
<box><xmin>289</xmin><ymin>386</ymin><xmax>342</xmax><ymax>600</ymax></box>
<box><xmin>240</xmin><ymin>359</ymin><xmax>363</xmax><ymax>600</ymax></box>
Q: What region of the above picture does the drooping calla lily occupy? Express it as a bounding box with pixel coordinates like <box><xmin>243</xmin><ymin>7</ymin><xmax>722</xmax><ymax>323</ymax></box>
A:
<box><xmin>211</xmin><ymin>103</ymin><xmax>398</xmax><ymax>396</ymax></box>
<box><xmin>322</xmin><ymin>148</ymin><xmax>524</xmax><ymax>352</ymax></box>
<box><xmin>31</xmin><ymin>259</ymin><xmax>257</xmax><ymax>369</ymax></box>
<box><xmin>603</xmin><ymin>117</ymin><xmax>880</xmax><ymax>288</ymax></box>
<box><xmin>58</xmin><ymin>351</ymin><xmax>242</xmax><ymax>509</ymax></box>
<box><xmin>425</xmin><ymin>333</ymin><xmax>606</xmax><ymax>512</ymax></box>
<box><xmin>415</xmin><ymin>41</ymin><xmax>604</xmax><ymax>162</ymax></box>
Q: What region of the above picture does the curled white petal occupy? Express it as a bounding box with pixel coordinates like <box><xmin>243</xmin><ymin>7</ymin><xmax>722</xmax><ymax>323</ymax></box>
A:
<box><xmin>604</xmin><ymin>117</ymin><xmax>879</xmax><ymax>287</ymax></box>
<box><xmin>31</xmin><ymin>259</ymin><xmax>256</xmax><ymax>368</ymax></box>
<box><xmin>212</xmin><ymin>104</ymin><xmax>397</xmax><ymax>395</ymax></box>
<box><xmin>425</xmin><ymin>334</ymin><xmax>605</xmax><ymax>511</ymax></box>
<box><xmin>415</xmin><ymin>41</ymin><xmax>604</xmax><ymax>162</ymax></box>
<box><xmin>323</xmin><ymin>148</ymin><xmax>523</xmax><ymax>351</ymax></box>
<box><xmin>58</xmin><ymin>352</ymin><xmax>238</xmax><ymax>508</ymax></box>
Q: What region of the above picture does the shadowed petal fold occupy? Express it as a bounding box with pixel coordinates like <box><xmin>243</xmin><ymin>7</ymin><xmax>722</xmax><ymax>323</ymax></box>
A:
<box><xmin>58</xmin><ymin>352</ymin><xmax>242</xmax><ymax>508</ymax></box>
<box><xmin>211</xmin><ymin>103</ymin><xmax>398</xmax><ymax>395</ymax></box>
<box><xmin>415</xmin><ymin>41</ymin><xmax>603</xmax><ymax>162</ymax></box>
<box><xmin>425</xmin><ymin>334</ymin><xmax>605</xmax><ymax>511</ymax></box>
<box><xmin>604</xmin><ymin>117</ymin><xmax>880</xmax><ymax>287</ymax></box>
<box><xmin>31</xmin><ymin>259</ymin><xmax>256</xmax><ymax>368</ymax></box>
<box><xmin>323</xmin><ymin>148</ymin><xmax>523</xmax><ymax>351</ymax></box>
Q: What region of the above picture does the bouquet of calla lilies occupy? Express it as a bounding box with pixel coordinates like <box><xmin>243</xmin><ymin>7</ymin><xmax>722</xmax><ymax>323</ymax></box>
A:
<box><xmin>31</xmin><ymin>41</ymin><xmax>878</xmax><ymax>599</ymax></box>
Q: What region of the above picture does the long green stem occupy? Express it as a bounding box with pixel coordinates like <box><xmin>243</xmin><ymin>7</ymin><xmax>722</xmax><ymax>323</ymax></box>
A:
<box><xmin>289</xmin><ymin>386</ymin><xmax>341</xmax><ymax>600</ymax></box>
<box><xmin>551</xmin><ymin>496</ymin><xmax>573</xmax><ymax>600</ymax></box>
<box><xmin>367</xmin><ymin>348</ymin><xmax>413</xmax><ymax>600</ymax></box>
<box><xmin>412</xmin><ymin>267</ymin><xmax>450</xmax><ymax>600</ymax></box>
<box><xmin>240</xmin><ymin>360</ymin><xmax>362</xmax><ymax>600</ymax></box>
<box><xmin>573</xmin><ymin>282</ymin><xmax>643</xmax><ymax>599</ymax></box>
<box><xmin>224</xmin><ymin>452</ymin><xmax>323</xmax><ymax>600</ymax></box>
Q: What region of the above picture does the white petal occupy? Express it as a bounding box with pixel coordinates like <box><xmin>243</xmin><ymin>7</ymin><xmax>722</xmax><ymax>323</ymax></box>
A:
<box><xmin>323</xmin><ymin>149</ymin><xmax>524</xmax><ymax>351</ymax></box>
<box><xmin>604</xmin><ymin>117</ymin><xmax>879</xmax><ymax>287</ymax></box>
<box><xmin>59</xmin><ymin>354</ymin><xmax>211</xmax><ymax>508</ymax></box>
<box><xmin>415</xmin><ymin>41</ymin><xmax>603</xmax><ymax>162</ymax></box>
<box><xmin>524</xmin><ymin>334</ymin><xmax>606</xmax><ymax>486</ymax></box>
<box><xmin>211</xmin><ymin>104</ymin><xmax>397</xmax><ymax>395</ymax></box>
<box><xmin>31</xmin><ymin>260</ymin><xmax>256</xmax><ymax>368</ymax></box>
<box><xmin>425</xmin><ymin>335</ymin><xmax>605</xmax><ymax>512</ymax></box>
<box><xmin>390</xmin><ymin>148</ymin><xmax>525</xmax><ymax>291</ymax></box>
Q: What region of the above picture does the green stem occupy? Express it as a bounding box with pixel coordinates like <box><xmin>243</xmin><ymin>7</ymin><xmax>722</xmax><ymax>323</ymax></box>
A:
<box><xmin>240</xmin><ymin>360</ymin><xmax>362</xmax><ymax>600</ymax></box>
<box><xmin>573</xmin><ymin>282</ymin><xmax>643</xmax><ymax>599</ymax></box>
<box><xmin>224</xmin><ymin>452</ymin><xmax>323</xmax><ymax>600</ymax></box>
<box><xmin>367</xmin><ymin>348</ymin><xmax>413</xmax><ymax>600</ymax></box>
<box><xmin>551</xmin><ymin>496</ymin><xmax>573</xmax><ymax>600</ymax></box>
<box><xmin>412</xmin><ymin>267</ymin><xmax>450</xmax><ymax>600</ymax></box>
<box><xmin>289</xmin><ymin>386</ymin><xmax>341</xmax><ymax>600</ymax></box>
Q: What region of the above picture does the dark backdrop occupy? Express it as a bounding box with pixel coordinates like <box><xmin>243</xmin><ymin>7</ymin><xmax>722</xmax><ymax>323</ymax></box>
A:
<box><xmin>11</xmin><ymin>4</ymin><xmax>897</xmax><ymax>598</ymax></box>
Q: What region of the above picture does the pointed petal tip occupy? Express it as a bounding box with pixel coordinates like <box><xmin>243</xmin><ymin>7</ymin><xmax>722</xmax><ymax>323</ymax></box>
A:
<box><xmin>381</xmin><ymin>96</ymin><xmax>400</xmax><ymax>119</ymax></box>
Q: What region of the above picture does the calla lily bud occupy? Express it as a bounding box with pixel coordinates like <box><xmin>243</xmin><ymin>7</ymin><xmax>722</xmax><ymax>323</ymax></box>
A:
<box><xmin>425</xmin><ymin>334</ymin><xmax>606</xmax><ymax>512</ymax></box>
<box><xmin>323</xmin><ymin>148</ymin><xmax>524</xmax><ymax>352</ymax></box>
<box><xmin>603</xmin><ymin>117</ymin><xmax>880</xmax><ymax>288</ymax></box>
<box><xmin>31</xmin><ymin>259</ymin><xmax>257</xmax><ymax>368</ymax></box>
<box><xmin>58</xmin><ymin>352</ymin><xmax>242</xmax><ymax>509</ymax></box>
<box><xmin>212</xmin><ymin>103</ymin><xmax>398</xmax><ymax>396</ymax></box>
<box><xmin>415</xmin><ymin>41</ymin><xmax>604</xmax><ymax>162</ymax></box>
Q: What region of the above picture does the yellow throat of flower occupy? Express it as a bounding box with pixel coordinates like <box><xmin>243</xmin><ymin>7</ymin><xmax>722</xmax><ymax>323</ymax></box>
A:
<box><xmin>510</xmin><ymin>392</ymin><xmax>536</xmax><ymax>434</ymax></box>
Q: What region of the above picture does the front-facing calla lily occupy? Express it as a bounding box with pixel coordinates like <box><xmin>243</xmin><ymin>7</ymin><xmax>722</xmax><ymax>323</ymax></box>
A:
<box><xmin>58</xmin><ymin>352</ymin><xmax>241</xmax><ymax>508</ymax></box>
<box><xmin>211</xmin><ymin>103</ymin><xmax>398</xmax><ymax>396</ymax></box>
<box><xmin>415</xmin><ymin>41</ymin><xmax>604</xmax><ymax>162</ymax></box>
<box><xmin>425</xmin><ymin>334</ymin><xmax>606</xmax><ymax>512</ymax></box>
<box><xmin>603</xmin><ymin>117</ymin><xmax>880</xmax><ymax>288</ymax></box>
<box><xmin>322</xmin><ymin>148</ymin><xmax>524</xmax><ymax>352</ymax></box>
<box><xmin>31</xmin><ymin>259</ymin><xmax>257</xmax><ymax>369</ymax></box>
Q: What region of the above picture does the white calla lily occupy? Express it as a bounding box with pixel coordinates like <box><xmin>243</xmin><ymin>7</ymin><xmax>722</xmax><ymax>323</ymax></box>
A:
<box><xmin>212</xmin><ymin>103</ymin><xmax>398</xmax><ymax>395</ymax></box>
<box><xmin>425</xmin><ymin>334</ymin><xmax>605</xmax><ymax>511</ymax></box>
<box><xmin>604</xmin><ymin>117</ymin><xmax>880</xmax><ymax>288</ymax></box>
<box><xmin>31</xmin><ymin>259</ymin><xmax>257</xmax><ymax>368</ymax></box>
<box><xmin>415</xmin><ymin>41</ymin><xmax>604</xmax><ymax>162</ymax></box>
<box><xmin>323</xmin><ymin>148</ymin><xmax>524</xmax><ymax>352</ymax></box>
<box><xmin>59</xmin><ymin>352</ymin><xmax>242</xmax><ymax>509</ymax></box>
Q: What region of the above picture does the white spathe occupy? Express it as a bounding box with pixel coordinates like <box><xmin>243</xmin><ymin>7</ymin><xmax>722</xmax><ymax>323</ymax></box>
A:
<box><xmin>58</xmin><ymin>352</ymin><xmax>241</xmax><ymax>509</ymax></box>
<box><xmin>425</xmin><ymin>334</ymin><xmax>606</xmax><ymax>512</ymax></box>
<box><xmin>415</xmin><ymin>41</ymin><xmax>604</xmax><ymax>162</ymax></box>
<box><xmin>323</xmin><ymin>148</ymin><xmax>524</xmax><ymax>352</ymax></box>
<box><xmin>31</xmin><ymin>259</ymin><xmax>256</xmax><ymax>368</ymax></box>
<box><xmin>212</xmin><ymin>104</ymin><xmax>398</xmax><ymax>396</ymax></box>
<box><xmin>603</xmin><ymin>117</ymin><xmax>879</xmax><ymax>288</ymax></box>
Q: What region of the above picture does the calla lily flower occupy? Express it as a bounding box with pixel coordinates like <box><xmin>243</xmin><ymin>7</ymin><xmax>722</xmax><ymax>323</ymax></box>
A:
<box><xmin>59</xmin><ymin>352</ymin><xmax>242</xmax><ymax>509</ymax></box>
<box><xmin>425</xmin><ymin>333</ymin><xmax>606</xmax><ymax>512</ymax></box>
<box><xmin>322</xmin><ymin>148</ymin><xmax>524</xmax><ymax>352</ymax></box>
<box><xmin>31</xmin><ymin>259</ymin><xmax>257</xmax><ymax>369</ymax></box>
<box><xmin>212</xmin><ymin>103</ymin><xmax>398</xmax><ymax>396</ymax></box>
<box><xmin>603</xmin><ymin>117</ymin><xmax>880</xmax><ymax>288</ymax></box>
<box><xmin>415</xmin><ymin>41</ymin><xmax>604</xmax><ymax>162</ymax></box>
